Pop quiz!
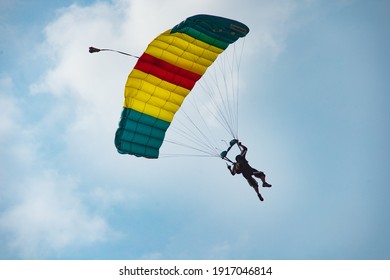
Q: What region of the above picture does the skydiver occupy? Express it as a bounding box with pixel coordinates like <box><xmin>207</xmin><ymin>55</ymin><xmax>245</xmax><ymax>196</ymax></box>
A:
<box><xmin>227</xmin><ymin>142</ymin><xmax>272</xmax><ymax>202</ymax></box>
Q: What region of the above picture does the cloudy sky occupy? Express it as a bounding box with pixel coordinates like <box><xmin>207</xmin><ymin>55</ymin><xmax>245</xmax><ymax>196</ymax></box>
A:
<box><xmin>1</xmin><ymin>0</ymin><xmax>389</xmax><ymax>260</ymax></box>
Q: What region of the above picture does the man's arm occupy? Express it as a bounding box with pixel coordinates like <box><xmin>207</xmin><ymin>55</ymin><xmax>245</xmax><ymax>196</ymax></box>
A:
<box><xmin>238</xmin><ymin>142</ymin><xmax>247</xmax><ymax>157</ymax></box>
<box><xmin>227</xmin><ymin>164</ymin><xmax>236</xmax><ymax>175</ymax></box>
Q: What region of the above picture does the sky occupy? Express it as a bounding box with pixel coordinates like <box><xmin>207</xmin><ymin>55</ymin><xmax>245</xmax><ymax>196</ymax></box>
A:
<box><xmin>0</xmin><ymin>0</ymin><xmax>389</xmax><ymax>260</ymax></box>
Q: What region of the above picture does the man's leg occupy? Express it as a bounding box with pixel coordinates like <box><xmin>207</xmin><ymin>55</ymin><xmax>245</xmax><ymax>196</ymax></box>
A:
<box><xmin>247</xmin><ymin>177</ymin><xmax>264</xmax><ymax>201</ymax></box>
<box><xmin>253</xmin><ymin>170</ymin><xmax>272</xmax><ymax>188</ymax></box>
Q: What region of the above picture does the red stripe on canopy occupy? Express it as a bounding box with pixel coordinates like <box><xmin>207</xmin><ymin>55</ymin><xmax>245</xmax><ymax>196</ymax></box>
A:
<box><xmin>134</xmin><ymin>53</ymin><xmax>202</xmax><ymax>90</ymax></box>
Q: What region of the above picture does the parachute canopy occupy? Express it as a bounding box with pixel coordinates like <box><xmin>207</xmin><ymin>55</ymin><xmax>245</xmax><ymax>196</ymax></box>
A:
<box><xmin>115</xmin><ymin>14</ymin><xmax>249</xmax><ymax>158</ymax></box>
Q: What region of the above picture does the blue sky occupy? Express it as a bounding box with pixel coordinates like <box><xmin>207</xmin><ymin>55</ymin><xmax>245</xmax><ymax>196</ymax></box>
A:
<box><xmin>1</xmin><ymin>0</ymin><xmax>389</xmax><ymax>260</ymax></box>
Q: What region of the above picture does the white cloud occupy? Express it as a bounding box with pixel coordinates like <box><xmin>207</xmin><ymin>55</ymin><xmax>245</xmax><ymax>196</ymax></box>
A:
<box><xmin>0</xmin><ymin>170</ymin><xmax>112</xmax><ymax>258</ymax></box>
<box><xmin>0</xmin><ymin>76</ymin><xmax>114</xmax><ymax>259</ymax></box>
<box><xmin>0</xmin><ymin>75</ymin><xmax>18</xmax><ymax>142</ymax></box>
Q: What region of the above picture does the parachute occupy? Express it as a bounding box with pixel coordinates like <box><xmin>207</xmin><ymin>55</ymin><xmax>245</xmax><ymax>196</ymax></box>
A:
<box><xmin>114</xmin><ymin>14</ymin><xmax>249</xmax><ymax>158</ymax></box>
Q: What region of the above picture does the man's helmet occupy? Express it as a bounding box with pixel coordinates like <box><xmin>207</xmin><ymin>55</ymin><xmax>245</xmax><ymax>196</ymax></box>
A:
<box><xmin>235</xmin><ymin>155</ymin><xmax>244</xmax><ymax>162</ymax></box>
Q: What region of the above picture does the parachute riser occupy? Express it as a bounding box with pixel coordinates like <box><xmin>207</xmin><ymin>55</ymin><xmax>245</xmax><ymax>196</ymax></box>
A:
<box><xmin>220</xmin><ymin>139</ymin><xmax>239</xmax><ymax>162</ymax></box>
<box><xmin>222</xmin><ymin>156</ymin><xmax>234</xmax><ymax>163</ymax></box>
